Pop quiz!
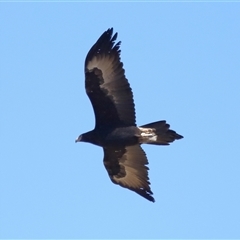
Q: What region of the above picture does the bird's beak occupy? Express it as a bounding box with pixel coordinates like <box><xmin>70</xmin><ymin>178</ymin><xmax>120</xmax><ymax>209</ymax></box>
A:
<box><xmin>75</xmin><ymin>135</ymin><xmax>82</xmax><ymax>143</ymax></box>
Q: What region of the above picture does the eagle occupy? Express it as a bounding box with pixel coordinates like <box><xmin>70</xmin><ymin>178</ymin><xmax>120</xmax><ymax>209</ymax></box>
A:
<box><xmin>75</xmin><ymin>28</ymin><xmax>183</xmax><ymax>202</ymax></box>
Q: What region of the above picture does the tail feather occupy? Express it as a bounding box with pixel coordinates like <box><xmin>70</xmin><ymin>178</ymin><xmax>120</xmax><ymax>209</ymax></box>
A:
<box><xmin>139</xmin><ymin>120</ymin><xmax>183</xmax><ymax>145</ymax></box>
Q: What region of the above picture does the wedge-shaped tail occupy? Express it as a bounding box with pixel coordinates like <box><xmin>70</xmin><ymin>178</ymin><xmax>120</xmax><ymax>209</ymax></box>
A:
<box><xmin>139</xmin><ymin>120</ymin><xmax>183</xmax><ymax>145</ymax></box>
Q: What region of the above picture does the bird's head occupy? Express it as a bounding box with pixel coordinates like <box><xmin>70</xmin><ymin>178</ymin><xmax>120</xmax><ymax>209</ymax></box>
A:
<box><xmin>75</xmin><ymin>132</ymin><xmax>92</xmax><ymax>143</ymax></box>
<box><xmin>75</xmin><ymin>131</ymin><xmax>100</xmax><ymax>146</ymax></box>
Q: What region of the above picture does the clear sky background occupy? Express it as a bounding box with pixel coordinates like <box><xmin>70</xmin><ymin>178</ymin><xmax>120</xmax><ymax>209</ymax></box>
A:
<box><xmin>1</xmin><ymin>2</ymin><xmax>240</xmax><ymax>239</ymax></box>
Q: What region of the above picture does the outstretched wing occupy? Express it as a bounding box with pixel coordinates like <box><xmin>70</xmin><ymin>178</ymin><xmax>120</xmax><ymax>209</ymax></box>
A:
<box><xmin>85</xmin><ymin>28</ymin><xmax>136</xmax><ymax>129</ymax></box>
<box><xmin>103</xmin><ymin>145</ymin><xmax>155</xmax><ymax>202</ymax></box>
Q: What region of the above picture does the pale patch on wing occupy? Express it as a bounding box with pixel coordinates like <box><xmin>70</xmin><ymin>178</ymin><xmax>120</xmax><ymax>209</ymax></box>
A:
<box><xmin>86</xmin><ymin>55</ymin><xmax>116</xmax><ymax>85</ymax></box>
<box><xmin>112</xmin><ymin>147</ymin><xmax>150</xmax><ymax>190</ymax></box>
<box><xmin>103</xmin><ymin>145</ymin><xmax>154</xmax><ymax>202</ymax></box>
<box><xmin>86</xmin><ymin>54</ymin><xmax>126</xmax><ymax>100</ymax></box>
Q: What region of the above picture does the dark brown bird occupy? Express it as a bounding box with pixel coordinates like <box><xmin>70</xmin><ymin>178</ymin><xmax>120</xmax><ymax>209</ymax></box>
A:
<box><xmin>75</xmin><ymin>28</ymin><xmax>183</xmax><ymax>202</ymax></box>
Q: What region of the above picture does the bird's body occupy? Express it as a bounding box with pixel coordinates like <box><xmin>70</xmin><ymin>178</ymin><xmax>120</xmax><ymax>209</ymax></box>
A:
<box><xmin>76</xmin><ymin>28</ymin><xmax>183</xmax><ymax>202</ymax></box>
<box><xmin>79</xmin><ymin>126</ymin><xmax>139</xmax><ymax>147</ymax></box>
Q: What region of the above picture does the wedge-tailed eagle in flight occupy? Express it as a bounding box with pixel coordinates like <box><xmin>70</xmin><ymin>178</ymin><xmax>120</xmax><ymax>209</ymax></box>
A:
<box><xmin>75</xmin><ymin>28</ymin><xmax>183</xmax><ymax>202</ymax></box>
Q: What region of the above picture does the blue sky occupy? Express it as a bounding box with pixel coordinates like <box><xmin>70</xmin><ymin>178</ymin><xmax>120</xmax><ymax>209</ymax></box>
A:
<box><xmin>1</xmin><ymin>2</ymin><xmax>240</xmax><ymax>239</ymax></box>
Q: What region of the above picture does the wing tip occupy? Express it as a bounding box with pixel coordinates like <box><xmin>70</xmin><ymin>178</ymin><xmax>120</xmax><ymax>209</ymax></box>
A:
<box><xmin>135</xmin><ymin>188</ymin><xmax>155</xmax><ymax>202</ymax></box>
<box><xmin>85</xmin><ymin>27</ymin><xmax>121</xmax><ymax>64</ymax></box>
